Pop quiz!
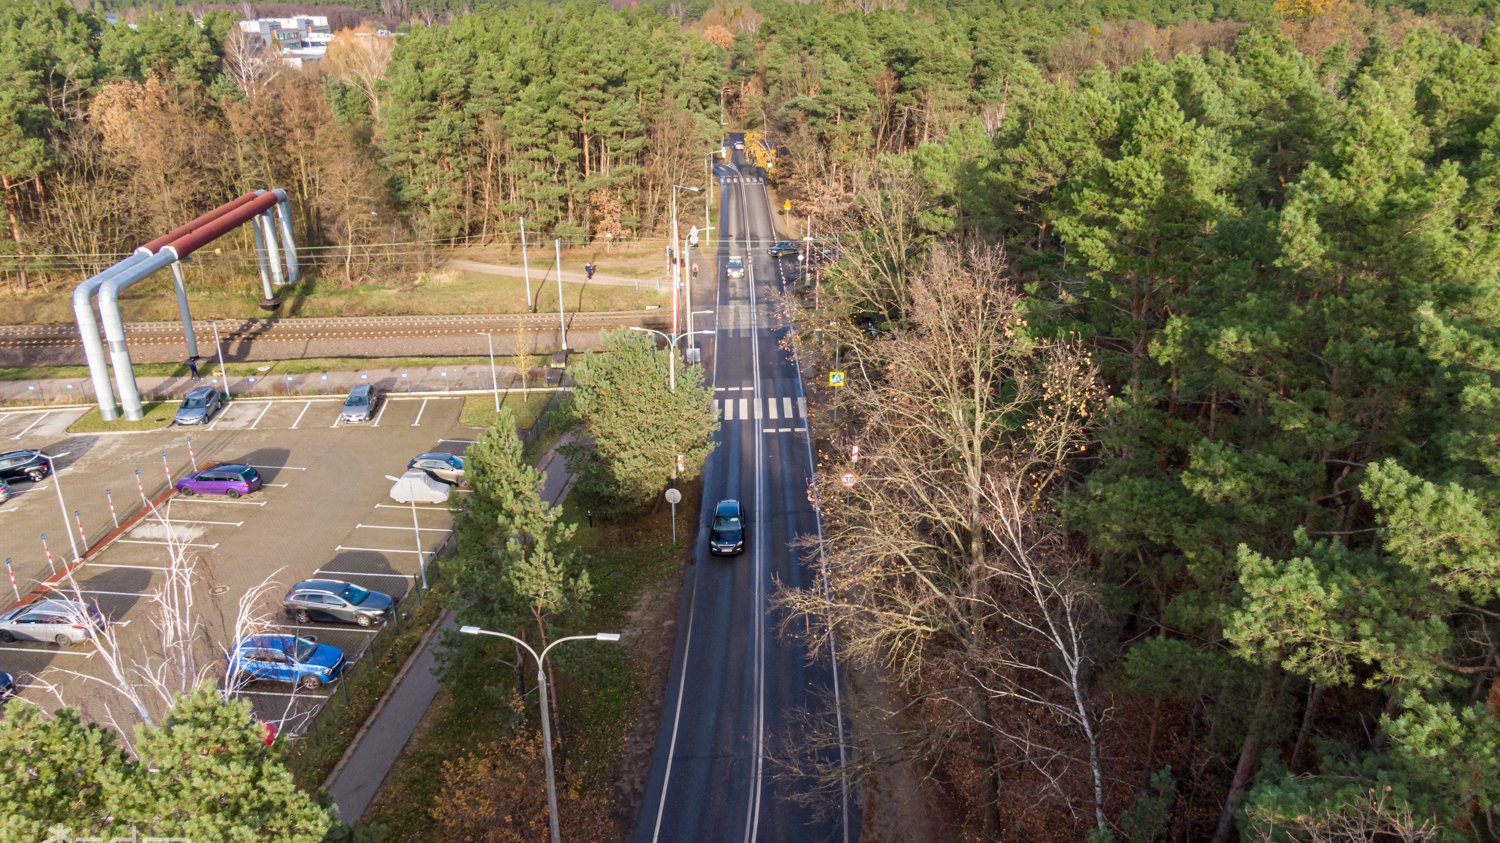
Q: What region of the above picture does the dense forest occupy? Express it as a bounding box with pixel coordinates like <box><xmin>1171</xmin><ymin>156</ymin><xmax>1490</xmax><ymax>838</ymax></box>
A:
<box><xmin>6</xmin><ymin>0</ymin><xmax>1500</xmax><ymax>839</ymax></box>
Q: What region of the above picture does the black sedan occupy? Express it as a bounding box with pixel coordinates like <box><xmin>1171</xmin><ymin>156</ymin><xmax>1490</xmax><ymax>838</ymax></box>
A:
<box><xmin>0</xmin><ymin>450</ymin><xmax>50</xmax><ymax>483</ymax></box>
<box><xmin>709</xmin><ymin>499</ymin><xmax>746</xmax><ymax>556</ymax></box>
<box><xmin>282</xmin><ymin>579</ymin><xmax>395</xmax><ymax>628</ymax></box>
<box><xmin>767</xmin><ymin>240</ymin><xmax>800</xmax><ymax>258</ymax></box>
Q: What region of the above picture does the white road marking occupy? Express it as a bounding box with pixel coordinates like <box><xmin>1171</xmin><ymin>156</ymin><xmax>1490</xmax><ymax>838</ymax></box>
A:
<box><xmin>267</xmin><ymin>623</ymin><xmax>381</xmax><ymax>635</ymax></box>
<box><xmin>738</xmin><ymin>397</ymin><xmax>747</xmax><ymax>419</ymax></box>
<box><xmin>0</xmin><ymin>645</ymin><xmax>92</xmax><ymax>657</ymax></box>
<box><xmin>372</xmin><ymin>398</ymin><xmax>391</xmax><ymax>427</ymax></box>
<box><xmin>290</xmin><ymin>401</ymin><xmax>312</xmax><ymax>429</ymax></box>
<box><xmin>65</xmin><ymin>588</ymin><xmax>153</xmax><ymax>598</ymax></box>
<box><xmin>333</xmin><ymin>545</ymin><xmax>430</xmax><ymax>556</ymax></box>
<box><xmin>247</xmin><ymin>464</ymin><xmax>307</xmax><ymax>471</ymax></box>
<box><xmin>767</xmin><ymin>398</ymin><xmax>778</xmax><ymax>420</ymax></box>
<box><xmin>86</xmin><ymin>563</ymin><xmax>170</xmax><ymax>571</ymax></box>
<box><xmin>116</xmin><ymin>539</ymin><xmax>219</xmax><ymax>549</ymax></box>
<box><xmin>161</xmin><ymin>519</ymin><xmax>244</xmax><ymax>526</ymax></box>
<box><xmin>315</xmin><ymin>569</ymin><xmax>418</xmax><ymax>580</ymax></box>
<box><xmin>355</xmin><ymin>523</ymin><xmax>448</xmax><ymax>533</ymax></box>
<box><xmin>263</xmin><ymin>483</ymin><xmax>290</xmax><ymax>488</ymax></box>
<box><xmin>374</xmin><ymin>503</ymin><xmax>447</xmax><ymax>512</ymax></box>
<box><xmin>753</xmin><ymin>398</ymin><xmax>762</xmax><ymax>420</ymax></box>
<box><xmin>171</xmin><ymin>498</ymin><xmax>266</xmax><ymax>507</ymax></box>
<box><xmin>410</xmin><ymin>399</ymin><xmax>428</xmax><ymax>427</ymax></box>
<box><xmin>249</xmin><ymin>402</ymin><xmax>272</xmax><ymax>429</ymax></box>
<box><xmin>440</xmin><ymin>438</ymin><xmax>476</xmax><ymax>444</ymax></box>
<box><xmin>797</xmin><ymin>397</ymin><xmax>807</xmax><ymax>418</ymax></box>
<box><xmin>12</xmin><ymin>412</ymin><xmax>49</xmax><ymax>439</ymax></box>
<box><xmin>782</xmin><ymin>397</ymin><xmax>792</xmax><ymax>418</ymax></box>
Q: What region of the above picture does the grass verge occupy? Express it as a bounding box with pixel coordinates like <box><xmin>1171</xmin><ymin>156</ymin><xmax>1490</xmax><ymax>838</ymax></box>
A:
<box><xmin>359</xmin><ymin>469</ymin><xmax>690</xmax><ymax>839</ymax></box>
<box><xmin>459</xmin><ymin>389</ymin><xmax>552</xmax><ymax>429</ymax></box>
<box><xmin>68</xmin><ymin>401</ymin><xmax>175</xmax><ymax>432</ymax></box>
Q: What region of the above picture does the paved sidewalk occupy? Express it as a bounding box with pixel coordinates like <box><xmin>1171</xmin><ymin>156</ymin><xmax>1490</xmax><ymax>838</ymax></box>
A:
<box><xmin>324</xmin><ymin>430</ymin><xmax>577</xmax><ymax>824</ymax></box>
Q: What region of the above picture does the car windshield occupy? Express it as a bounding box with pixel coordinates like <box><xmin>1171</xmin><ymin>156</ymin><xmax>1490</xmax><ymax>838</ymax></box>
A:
<box><xmin>728</xmin><ymin>259</ymin><xmax>744</xmax><ymax>269</ymax></box>
<box><xmin>290</xmin><ymin>637</ymin><xmax>318</xmax><ymax>662</ymax></box>
<box><xmin>713</xmin><ymin>515</ymin><xmax>742</xmax><ymax>531</ymax></box>
<box><xmin>182</xmin><ymin>396</ymin><xmax>205</xmax><ymax>409</ymax></box>
<box><xmin>346</xmin><ymin>395</ymin><xmax>367</xmax><ymax>407</ymax></box>
<box><xmin>340</xmin><ymin>584</ymin><xmax>370</xmax><ymax>605</ymax></box>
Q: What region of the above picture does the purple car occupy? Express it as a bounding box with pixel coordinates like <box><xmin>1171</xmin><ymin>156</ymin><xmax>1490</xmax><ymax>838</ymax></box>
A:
<box><xmin>175</xmin><ymin>464</ymin><xmax>262</xmax><ymax>498</ymax></box>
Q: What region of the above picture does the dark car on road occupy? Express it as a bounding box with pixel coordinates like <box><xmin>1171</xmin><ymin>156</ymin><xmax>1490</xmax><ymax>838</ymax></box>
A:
<box><xmin>767</xmin><ymin>240</ymin><xmax>800</xmax><ymax>258</ymax></box>
<box><xmin>173</xmin><ymin>385</ymin><xmax>224</xmax><ymax>425</ymax></box>
<box><xmin>175</xmin><ymin>463</ymin><xmax>262</xmax><ymax>498</ymax></box>
<box><xmin>282</xmin><ymin>579</ymin><xmax>395</xmax><ymax>628</ymax></box>
<box><xmin>0</xmin><ymin>450</ymin><xmax>50</xmax><ymax>483</ymax></box>
<box><xmin>0</xmin><ymin>671</ymin><xmax>13</xmax><ymax>700</ymax></box>
<box><xmin>408</xmin><ymin>452</ymin><xmax>466</xmax><ymax>486</ymax></box>
<box><xmin>709</xmin><ymin>499</ymin><xmax>746</xmax><ymax>556</ymax></box>
<box><xmin>226</xmin><ymin>634</ymin><xmax>346</xmax><ymax>690</ymax></box>
<box><xmin>340</xmin><ymin>383</ymin><xmax>381</xmax><ymax>424</ymax></box>
<box><xmin>726</xmin><ymin>256</ymin><xmax>746</xmax><ymax>279</ymax></box>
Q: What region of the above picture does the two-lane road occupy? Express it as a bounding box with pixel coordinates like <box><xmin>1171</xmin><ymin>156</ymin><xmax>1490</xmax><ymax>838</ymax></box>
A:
<box><xmin>635</xmin><ymin>138</ymin><xmax>853</xmax><ymax>843</ymax></box>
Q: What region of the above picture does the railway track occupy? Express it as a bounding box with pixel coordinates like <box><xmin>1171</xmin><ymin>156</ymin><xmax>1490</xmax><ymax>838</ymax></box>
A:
<box><xmin>0</xmin><ymin>309</ymin><xmax>669</xmax><ymax>349</ymax></box>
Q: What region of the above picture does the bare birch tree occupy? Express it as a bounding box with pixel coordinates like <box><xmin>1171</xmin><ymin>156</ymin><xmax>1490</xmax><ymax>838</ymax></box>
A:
<box><xmin>778</xmin><ymin>243</ymin><xmax>1110</xmax><ymax>839</ymax></box>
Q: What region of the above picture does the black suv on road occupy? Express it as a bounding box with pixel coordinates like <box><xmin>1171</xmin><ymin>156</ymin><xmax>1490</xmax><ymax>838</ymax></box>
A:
<box><xmin>0</xmin><ymin>450</ymin><xmax>50</xmax><ymax>483</ymax></box>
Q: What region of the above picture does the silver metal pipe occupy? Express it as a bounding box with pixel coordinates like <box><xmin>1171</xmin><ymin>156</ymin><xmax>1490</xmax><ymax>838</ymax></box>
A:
<box><xmin>98</xmin><ymin>250</ymin><xmax>179</xmax><ymax>421</ymax></box>
<box><xmin>258</xmin><ymin>211</ymin><xmax>285</xmax><ymax>287</ymax></box>
<box><xmin>72</xmin><ymin>251</ymin><xmax>153</xmax><ymax>421</ymax></box>
<box><xmin>273</xmin><ymin>189</ymin><xmax>300</xmax><ymax>284</ymax></box>
<box><xmin>170</xmin><ymin>262</ymin><xmax>199</xmax><ymax>359</ymax></box>
<box><xmin>248</xmin><ymin>209</ymin><xmax>275</xmax><ymax>301</ymax></box>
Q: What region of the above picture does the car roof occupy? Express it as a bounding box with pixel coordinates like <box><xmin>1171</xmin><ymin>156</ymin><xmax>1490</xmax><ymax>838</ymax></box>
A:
<box><xmin>0</xmin><ymin>449</ymin><xmax>38</xmax><ymax>460</ymax></box>
<box><xmin>714</xmin><ymin>499</ymin><xmax>741</xmax><ymax>514</ymax></box>
<box><xmin>291</xmin><ymin>579</ymin><xmax>352</xmax><ymax>592</ymax></box>
<box><xmin>15</xmin><ymin>598</ymin><xmax>91</xmax><ymax>614</ymax></box>
<box><xmin>184</xmin><ymin>385</ymin><xmax>215</xmax><ymax>399</ymax></box>
<box><xmin>411</xmin><ymin>452</ymin><xmax>457</xmax><ymax>461</ymax></box>
<box><xmin>240</xmin><ymin>633</ymin><xmax>301</xmax><ymax>648</ymax></box>
<box><xmin>347</xmin><ymin>383</ymin><xmax>373</xmax><ymax>396</ymax></box>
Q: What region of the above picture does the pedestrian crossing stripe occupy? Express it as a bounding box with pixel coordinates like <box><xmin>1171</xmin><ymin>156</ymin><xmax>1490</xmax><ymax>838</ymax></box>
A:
<box><xmin>720</xmin><ymin>397</ymin><xmax>808</xmax><ymax>421</ymax></box>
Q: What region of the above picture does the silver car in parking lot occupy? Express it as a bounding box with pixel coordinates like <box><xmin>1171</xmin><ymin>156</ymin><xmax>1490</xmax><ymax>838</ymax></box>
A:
<box><xmin>0</xmin><ymin>599</ymin><xmax>106</xmax><ymax>647</ymax></box>
<box><xmin>174</xmin><ymin>385</ymin><xmax>224</xmax><ymax>425</ymax></box>
<box><xmin>340</xmin><ymin>383</ymin><xmax>382</xmax><ymax>424</ymax></box>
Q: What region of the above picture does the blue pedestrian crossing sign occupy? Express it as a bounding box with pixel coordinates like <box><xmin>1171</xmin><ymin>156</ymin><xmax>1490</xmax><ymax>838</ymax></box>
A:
<box><xmin>829</xmin><ymin>371</ymin><xmax>845</xmax><ymax>387</ymax></box>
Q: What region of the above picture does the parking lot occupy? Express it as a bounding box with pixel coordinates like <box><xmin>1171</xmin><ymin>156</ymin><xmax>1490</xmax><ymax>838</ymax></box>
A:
<box><xmin>0</xmin><ymin>394</ymin><xmax>485</xmax><ymax>732</ymax></box>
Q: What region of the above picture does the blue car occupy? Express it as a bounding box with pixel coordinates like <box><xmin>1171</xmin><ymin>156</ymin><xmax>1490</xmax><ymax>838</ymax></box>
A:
<box><xmin>226</xmin><ymin>634</ymin><xmax>346</xmax><ymax>691</ymax></box>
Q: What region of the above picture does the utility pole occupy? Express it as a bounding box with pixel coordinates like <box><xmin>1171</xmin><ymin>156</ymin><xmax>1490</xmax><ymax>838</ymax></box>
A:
<box><xmin>554</xmin><ymin>239</ymin><xmax>567</xmax><ymax>351</ymax></box>
<box><xmin>520</xmin><ymin>216</ymin><xmax>532</xmax><ymax>308</ymax></box>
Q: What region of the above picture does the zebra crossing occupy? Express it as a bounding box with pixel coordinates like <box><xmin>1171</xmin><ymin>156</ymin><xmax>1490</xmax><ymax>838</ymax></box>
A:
<box><xmin>722</xmin><ymin>176</ymin><xmax>764</xmax><ymax>184</ymax></box>
<box><xmin>716</xmin><ymin>386</ymin><xmax>807</xmax><ymax>431</ymax></box>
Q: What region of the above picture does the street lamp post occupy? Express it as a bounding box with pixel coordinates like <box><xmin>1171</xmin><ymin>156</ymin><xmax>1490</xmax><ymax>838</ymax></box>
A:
<box><xmin>629</xmin><ymin>327</ymin><xmax>713</xmax><ymax>394</ymax></box>
<box><xmin>384</xmin><ymin>475</ymin><xmax>429</xmax><ymax>590</ymax></box>
<box><xmin>479</xmin><ymin>331</ymin><xmax>499</xmax><ymax>412</ymax></box>
<box><xmin>39</xmin><ymin>451</ymin><xmax>78</xmax><ymax>562</ymax></box>
<box><xmin>460</xmin><ymin>626</ymin><xmax>621</xmax><ymax>843</ymax></box>
<box><xmin>670</xmin><ymin>185</ymin><xmax>702</xmax><ymax>338</ymax></box>
<box><xmin>211</xmin><ymin>319</ymin><xmax>231</xmax><ymax>400</ymax></box>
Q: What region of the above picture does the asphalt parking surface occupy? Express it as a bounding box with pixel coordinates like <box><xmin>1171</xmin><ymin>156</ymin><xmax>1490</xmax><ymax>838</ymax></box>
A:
<box><xmin>0</xmin><ymin>395</ymin><xmax>484</xmax><ymax>733</ymax></box>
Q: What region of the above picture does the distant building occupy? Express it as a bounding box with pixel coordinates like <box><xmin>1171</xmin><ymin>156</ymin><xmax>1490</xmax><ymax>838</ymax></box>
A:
<box><xmin>238</xmin><ymin>15</ymin><xmax>331</xmax><ymax>67</ymax></box>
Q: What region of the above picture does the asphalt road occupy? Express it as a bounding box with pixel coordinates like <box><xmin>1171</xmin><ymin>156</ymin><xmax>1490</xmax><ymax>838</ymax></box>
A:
<box><xmin>634</xmin><ymin>138</ymin><xmax>854</xmax><ymax>843</ymax></box>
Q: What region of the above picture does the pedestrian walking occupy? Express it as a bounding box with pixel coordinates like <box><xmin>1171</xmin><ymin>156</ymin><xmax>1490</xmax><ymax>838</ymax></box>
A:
<box><xmin>584</xmin><ymin>262</ymin><xmax>596</xmax><ymax>280</ymax></box>
<box><xmin>587</xmin><ymin>509</ymin><xmax>594</xmax><ymax>527</ymax></box>
<box><xmin>187</xmin><ymin>358</ymin><xmax>201</xmax><ymax>380</ymax></box>
<box><xmin>692</xmin><ymin>262</ymin><xmax>700</xmax><ymax>278</ymax></box>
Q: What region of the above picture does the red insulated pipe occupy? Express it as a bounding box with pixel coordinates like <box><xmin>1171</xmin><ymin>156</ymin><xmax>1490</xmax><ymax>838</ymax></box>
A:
<box><xmin>163</xmin><ymin>192</ymin><xmax>279</xmax><ymax>260</ymax></box>
<box><xmin>143</xmin><ymin>192</ymin><xmax>261</xmax><ymax>253</ymax></box>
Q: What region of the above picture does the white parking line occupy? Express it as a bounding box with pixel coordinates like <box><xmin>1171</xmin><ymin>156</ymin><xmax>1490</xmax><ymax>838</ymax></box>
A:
<box><xmin>333</xmin><ymin>545</ymin><xmax>430</xmax><ymax>556</ymax></box>
<box><xmin>249</xmin><ymin>402</ymin><xmax>272</xmax><ymax>429</ymax></box>
<box><xmin>116</xmin><ymin>539</ymin><xmax>219</xmax><ymax>549</ymax></box>
<box><xmin>267</xmin><ymin>623</ymin><xmax>381</xmax><ymax>635</ymax></box>
<box><xmin>0</xmin><ymin>645</ymin><xmax>92</xmax><ymax>658</ymax></box>
<box><xmin>316</xmin><ymin>569</ymin><xmax>418</xmax><ymax>579</ymax></box>
<box><xmin>87</xmin><ymin>563</ymin><xmax>170</xmax><ymax>571</ymax></box>
<box><xmin>372</xmin><ymin>398</ymin><xmax>391</xmax><ymax>427</ymax></box>
<box><xmin>290</xmin><ymin>401</ymin><xmax>312</xmax><ymax>429</ymax></box>
<box><xmin>163</xmin><ymin>518</ymin><xmax>245</xmax><ymax>526</ymax></box>
<box><xmin>411</xmin><ymin>399</ymin><xmax>428</xmax><ymax>427</ymax></box>
<box><xmin>12</xmin><ymin>412</ymin><xmax>49</xmax><ymax>439</ymax></box>
<box><xmin>206</xmin><ymin>407</ymin><xmax>227</xmax><ymax>430</ymax></box>
<box><xmin>64</xmin><ymin>588</ymin><xmax>152</xmax><ymax>598</ymax></box>
<box><xmin>329</xmin><ymin>415</ymin><xmax>341</xmax><ymax>429</ymax></box>
<box><xmin>374</xmin><ymin>503</ymin><xmax>447</xmax><ymax>512</ymax></box>
<box><xmin>247</xmin><ymin>464</ymin><xmax>307</xmax><ymax>471</ymax></box>
<box><xmin>439</xmin><ymin>438</ymin><xmax>476</xmax><ymax>444</ymax></box>
<box><xmin>355</xmin><ymin>523</ymin><xmax>449</xmax><ymax>533</ymax></box>
<box><xmin>263</xmin><ymin>483</ymin><xmax>290</xmax><ymax>488</ymax></box>
<box><xmin>172</xmin><ymin>498</ymin><xmax>267</xmax><ymax>507</ymax></box>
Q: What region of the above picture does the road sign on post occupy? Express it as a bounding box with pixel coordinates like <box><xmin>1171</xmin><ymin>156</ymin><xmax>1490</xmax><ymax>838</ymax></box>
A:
<box><xmin>664</xmin><ymin>487</ymin><xmax>683</xmax><ymax>544</ymax></box>
<box><xmin>676</xmin><ymin>454</ymin><xmax>686</xmax><ymax>475</ymax></box>
<box><xmin>829</xmin><ymin>371</ymin><xmax>845</xmax><ymax>387</ymax></box>
<box><xmin>783</xmin><ymin>200</ymin><xmax>791</xmax><ymax>212</ymax></box>
<box><xmin>840</xmin><ymin>472</ymin><xmax>857</xmax><ymax>488</ymax></box>
<box><xmin>851</xmin><ymin>445</ymin><xmax>860</xmax><ymax>463</ymax></box>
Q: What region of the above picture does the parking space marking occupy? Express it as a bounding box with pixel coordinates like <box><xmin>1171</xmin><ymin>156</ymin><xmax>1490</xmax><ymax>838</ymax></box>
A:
<box><xmin>290</xmin><ymin>401</ymin><xmax>312</xmax><ymax>429</ymax></box>
<box><xmin>87</xmin><ymin>563</ymin><xmax>171</xmax><ymax>571</ymax></box>
<box><xmin>334</xmin><ymin>544</ymin><xmax>429</xmax><ymax>555</ymax></box>
<box><xmin>206</xmin><ymin>408</ymin><xmax>227</xmax><ymax>430</ymax></box>
<box><xmin>249</xmin><ymin>402</ymin><xmax>273</xmax><ymax>430</ymax></box>
<box><xmin>266</xmin><ymin>623</ymin><xmax>381</xmax><ymax>635</ymax></box>
<box><xmin>0</xmin><ymin>646</ymin><xmax>93</xmax><ymax>658</ymax></box>
<box><xmin>172</xmin><ymin>498</ymin><xmax>267</xmax><ymax>507</ymax></box>
<box><xmin>247</xmin><ymin>464</ymin><xmax>307</xmax><ymax>471</ymax></box>
<box><xmin>329</xmin><ymin>414</ymin><xmax>341</xmax><ymax>429</ymax></box>
<box><xmin>374</xmin><ymin>503</ymin><xmax>447</xmax><ymax>512</ymax></box>
<box><xmin>355</xmin><ymin>523</ymin><xmax>449</xmax><ymax>533</ymax></box>
<box><xmin>12</xmin><ymin>412</ymin><xmax>49</xmax><ymax>439</ymax></box>
<box><xmin>229</xmin><ymin>688</ymin><xmax>333</xmax><ymax>700</ymax></box>
<box><xmin>165</xmin><ymin>518</ymin><xmax>245</xmax><ymax>526</ymax></box>
<box><xmin>263</xmin><ymin>483</ymin><xmax>290</xmax><ymax>488</ymax></box>
<box><xmin>411</xmin><ymin>399</ymin><xmax>428</xmax><ymax>427</ymax></box>
<box><xmin>116</xmin><ymin>539</ymin><xmax>220</xmax><ymax>549</ymax></box>
<box><xmin>440</xmin><ymin>438</ymin><xmax>476</xmax><ymax>444</ymax></box>
<box><xmin>316</xmin><ymin>569</ymin><xmax>419</xmax><ymax>579</ymax></box>
<box><xmin>66</xmin><ymin>588</ymin><xmax>153</xmax><ymax>599</ymax></box>
<box><xmin>373</xmin><ymin>398</ymin><xmax>391</xmax><ymax>427</ymax></box>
